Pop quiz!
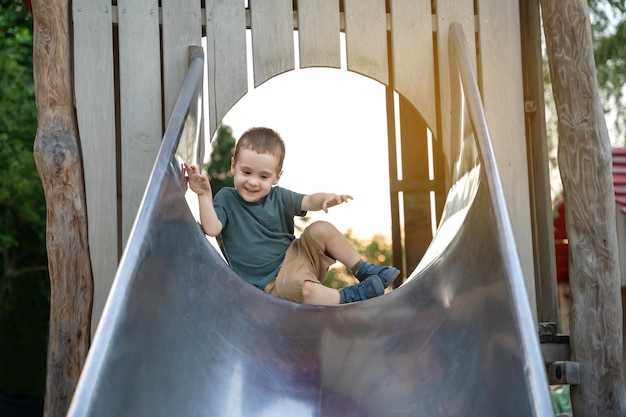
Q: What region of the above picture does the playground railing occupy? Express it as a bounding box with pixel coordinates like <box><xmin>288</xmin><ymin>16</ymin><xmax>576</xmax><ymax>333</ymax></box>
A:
<box><xmin>447</xmin><ymin>21</ymin><xmax>555</xmax><ymax>416</ymax></box>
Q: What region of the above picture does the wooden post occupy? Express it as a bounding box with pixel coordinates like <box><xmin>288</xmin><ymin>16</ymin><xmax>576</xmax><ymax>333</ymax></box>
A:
<box><xmin>31</xmin><ymin>1</ymin><xmax>93</xmax><ymax>416</ymax></box>
<box><xmin>540</xmin><ymin>1</ymin><xmax>626</xmax><ymax>415</ymax></box>
<box><xmin>519</xmin><ymin>0</ymin><xmax>559</xmax><ymax>326</ymax></box>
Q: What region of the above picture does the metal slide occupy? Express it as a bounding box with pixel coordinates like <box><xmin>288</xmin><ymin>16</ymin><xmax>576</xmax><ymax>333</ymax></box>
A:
<box><xmin>67</xmin><ymin>24</ymin><xmax>555</xmax><ymax>417</ymax></box>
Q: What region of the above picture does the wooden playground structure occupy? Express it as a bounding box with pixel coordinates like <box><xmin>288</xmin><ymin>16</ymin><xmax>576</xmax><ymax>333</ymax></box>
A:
<box><xmin>29</xmin><ymin>0</ymin><xmax>624</xmax><ymax>416</ymax></box>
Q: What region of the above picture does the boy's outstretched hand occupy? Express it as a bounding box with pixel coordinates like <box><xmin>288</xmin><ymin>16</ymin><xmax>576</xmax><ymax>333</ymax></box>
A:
<box><xmin>184</xmin><ymin>162</ymin><xmax>212</xmax><ymax>196</ymax></box>
<box><xmin>322</xmin><ymin>193</ymin><xmax>353</xmax><ymax>213</ymax></box>
<box><xmin>303</xmin><ymin>192</ymin><xmax>353</xmax><ymax>213</ymax></box>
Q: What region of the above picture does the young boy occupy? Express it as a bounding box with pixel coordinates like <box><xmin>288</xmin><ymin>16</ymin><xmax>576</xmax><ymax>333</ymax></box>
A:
<box><xmin>184</xmin><ymin>127</ymin><xmax>400</xmax><ymax>305</ymax></box>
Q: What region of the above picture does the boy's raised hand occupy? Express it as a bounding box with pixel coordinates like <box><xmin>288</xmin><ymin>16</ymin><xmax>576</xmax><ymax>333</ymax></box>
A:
<box><xmin>184</xmin><ymin>162</ymin><xmax>212</xmax><ymax>196</ymax></box>
<box><xmin>322</xmin><ymin>194</ymin><xmax>353</xmax><ymax>213</ymax></box>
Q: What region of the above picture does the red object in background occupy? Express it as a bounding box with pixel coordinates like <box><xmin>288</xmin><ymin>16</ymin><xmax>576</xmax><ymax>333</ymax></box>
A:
<box><xmin>554</xmin><ymin>201</ymin><xmax>569</xmax><ymax>284</ymax></box>
<box><xmin>23</xmin><ymin>0</ymin><xmax>32</xmax><ymax>13</ymax></box>
<box><xmin>614</xmin><ymin>148</ymin><xmax>626</xmax><ymax>215</ymax></box>
<box><xmin>554</xmin><ymin>148</ymin><xmax>626</xmax><ymax>284</ymax></box>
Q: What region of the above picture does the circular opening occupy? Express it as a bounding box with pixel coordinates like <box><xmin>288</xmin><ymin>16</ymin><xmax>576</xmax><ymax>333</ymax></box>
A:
<box><xmin>217</xmin><ymin>68</ymin><xmax>391</xmax><ymax>240</ymax></box>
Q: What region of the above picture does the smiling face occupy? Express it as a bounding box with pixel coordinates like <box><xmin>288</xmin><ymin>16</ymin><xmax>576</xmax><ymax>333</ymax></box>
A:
<box><xmin>232</xmin><ymin>148</ymin><xmax>282</xmax><ymax>203</ymax></box>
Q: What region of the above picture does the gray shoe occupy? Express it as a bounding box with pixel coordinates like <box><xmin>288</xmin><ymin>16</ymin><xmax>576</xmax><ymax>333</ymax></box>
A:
<box><xmin>339</xmin><ymin>275</ymin><xmax>385</xmax><ymax>303</ymax></box>
<box><xmin>355</xmin><ymin>262</ymin><xmax>401</xmax><ymax>288</ymax></box>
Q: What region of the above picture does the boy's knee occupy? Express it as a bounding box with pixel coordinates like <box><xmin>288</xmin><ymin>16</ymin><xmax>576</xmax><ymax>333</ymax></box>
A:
<box><xmin>307</xmin><ymin>220</ymin><xmax>337</xmax><ymax>238</ymax></box>
<box><xmin>302</xmin><ymin>281</ymin><xmax>322</xmax><ymax>303</ymax></box>
<box><xmin>301</xmin><ymin>280</ymin><xmax>318</xmax><ymax>301</ymax></box>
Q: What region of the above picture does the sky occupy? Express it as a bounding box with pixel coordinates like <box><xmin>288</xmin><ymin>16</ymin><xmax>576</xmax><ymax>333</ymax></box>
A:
<box><xmin>218</xmin><ymin>67</ymin><xmax>393</xmax><ymax>240</ymax></box>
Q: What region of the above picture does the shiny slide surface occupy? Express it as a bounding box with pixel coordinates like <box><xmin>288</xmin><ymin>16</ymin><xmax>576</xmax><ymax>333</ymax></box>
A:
<box><xmin>67</xmin><ymin>24</ymin><xmax>554</xmax><ymax>417</ymax></box>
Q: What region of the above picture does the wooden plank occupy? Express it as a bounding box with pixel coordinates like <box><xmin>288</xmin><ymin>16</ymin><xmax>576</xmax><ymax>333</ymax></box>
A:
<box><xmin>477</xmin><ymin>0</ymin><xmax>536</xmax><ymax>316</ymax></box>
<box><xmin>390</xmin><ymin>0</ymin><xmax>437</xmax><ymax>136</ymax></box>
<box><xmin>400</xmin><ymin>99</ymin><xmax>434</xmax><ymax>272</ymax></box>
<box><xmin>117</xmin><ymin>1</ymin><xmax>162</xmax><ymax>247</ymax></box>
<box><xmin>72</xmin><ymin>0</ymin><xmax>117</xmax><ymax>336</ymax></box>
<box><xmin>34</xmin><ymin>0</ymin><xmax>94</xmax><ymax>414</ymax></box>
<box><xmin>386</xmin><ymin>86</ymin><xmax>404</xmax><ymax>281</ymax></box>
<box><xmin>519</xmin><ymin>0</ymin><xmax>558</xmax><ymax>324</ymax></box>
<box><xmin>297</xmin><ymin>0</ymin><xmax>341</xmax><ymax>69</ymax></box>
<box><xmin>343</xmin><ymin>0</ymin><xmax>388</xmax><ymax>85</ymax></box>
<box><xmin>250</xmin><ymin>0</ymin><xmax>295</xmax><ymax>87</ymax></box>
<box><xmin>205</xmin><ymin>0</ymin><xmax>248</xmax><ymax>137</ymax></box>
<box><xmin>161</xmin><ymin>0</ymin><xmax>202</xmax><ymax>121</ymax></box>
<box><xmin>435</xmin><ymin>0</ymin><xmax>475</xmax><ymax>178</ymax></box>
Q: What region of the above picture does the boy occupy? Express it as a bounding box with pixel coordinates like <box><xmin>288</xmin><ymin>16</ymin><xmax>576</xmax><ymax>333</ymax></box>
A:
<box><xmin>184</xmin><ymin>127</ymin><xmax>400</xmax><ymax>305</ymax></box>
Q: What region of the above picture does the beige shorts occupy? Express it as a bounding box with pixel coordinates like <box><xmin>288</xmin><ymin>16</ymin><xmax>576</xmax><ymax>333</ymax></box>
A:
<box><xmin>264</xmin><ymin>227</ymin><xmax>335</xmax><ymax>303</ymax></box>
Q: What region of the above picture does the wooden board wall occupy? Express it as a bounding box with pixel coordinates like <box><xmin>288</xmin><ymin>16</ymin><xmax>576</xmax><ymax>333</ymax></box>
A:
<box><xmin>297</xmin><ymin>0</ymin><xmax>341</xmax><ymax>69</ymax></box>
<box><xmin>162</xmin><ymin>0</ymin><xmax>202</xmax><ymax>122</ymax></box>
<box><xmin>205</xmin><ymin>0</ymin><xmax>248</xmax><ymax>136</ymax></box>
<box><xmin>72</xmin><ymin>0</ymin><xmax>538</xmax><ymax>331</ymax></box>
<box><xmin>390</xmin><ymin>0</ymin><xmax>437</xmax><ymax>137</ymax></box>
<box><xmin>343</xmin><ymin>0</ymin><xmax>389</xmax><ymax>85</ymax></box>
<box><xmin>436</xmin><ymin>0</ymin><xmax>476</xmax><ymax>176</ymax></box>
<box><xmin>476</xmin><ymin>0</ymin><xmax>535</xmax><ymax>316</ymax></box>
<box><xmin>118</xmin><ymin>0</ymin><xmax>162</xmax><ymax>244</ymax></box>
<box><xmin>250</xmin><ymin>0</ymin><xmax>295</xmax><ymax>87</ymax></box>
<box><xmin>72</xmin><ymin>0</ymin><xmax>117</xmax><ymax>336</ymax></box>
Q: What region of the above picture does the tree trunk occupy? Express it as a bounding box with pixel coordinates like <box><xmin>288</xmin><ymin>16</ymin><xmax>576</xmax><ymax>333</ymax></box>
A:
<box><xmin>31</xmin><ymin>1</ymin><xmax>93</xmax><ymax>416</ymax></box>
<box><xmin>540</xmin><ymin>1</ymin><xmax>626</xmax><ymax>416</ymax></box>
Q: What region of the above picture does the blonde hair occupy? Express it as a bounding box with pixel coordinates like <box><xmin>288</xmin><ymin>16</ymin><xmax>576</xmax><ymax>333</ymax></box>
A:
<box><xmin>234</xmin><ymin>127</ymin><xmax>286</xmax><ymax>171</ymax></box>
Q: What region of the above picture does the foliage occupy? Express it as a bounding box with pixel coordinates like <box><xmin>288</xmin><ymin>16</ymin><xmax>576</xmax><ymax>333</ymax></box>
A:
<box><xmin>0</xmin><ymin>0</ymin><xmax>46</xmax><ymax>295</ymax></box>
<box><xmin>0</xmin><ymin>272</ymin><xmax>49</xmax><ymax>399</ymax></box>
<box><xmin>0</xmin><ymin>0</ymin><xmax>47</xmax><ymax>296</ymax></box>
<box><xmin>323</xmin><ymin>230</ymin><xmax>393</xmax><ymax>289</ymax></box>
<box><xmin>545</xmin><ymin>0</ymin><xmax>626</xmax><ymax>202</ymax></box>
<box><xmin>589</xmin><ymin>0</ymin><xmax>626</xmax><ymax>144</ymax></box>
<box><xmin>0</xmin><ymin>0</ymin><xmax>50</xmax><ymax>402</ymax></box>
<box><xmin>205</xmin><ymin>125</ymin><xmax>236</xmax><ymax>195</ymax></box>
<box><xmin>344</xmin><ymin>229</ymin><xmax>394</xmax><ymax>266</ymax></box>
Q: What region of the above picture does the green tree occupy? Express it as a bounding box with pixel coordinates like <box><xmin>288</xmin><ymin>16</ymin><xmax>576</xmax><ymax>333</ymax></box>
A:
<box><xmin>545</xmin><ymin>0</ymin><xmax>626</xmax><ymax>202</ymax></box>
<box><xmin>0</xmin><ymin>0</ymin><xmax>49</xmax><ymax>403</ymax></box>
<box><xmin>205</xmin><ymin>124</ymin><xmax>236</xmax><ymax>195</ymax></box>
<box><xmin>0</xmin><ymin>0</ymin><xmax>47</xmax><ymax>299</ymax></box>
<box><xmin>204</xmin><ymin>125</ymin><xmax>236</xmax><ymax>255</ymax></box>
<box><xmin>589</xmin><ymin>0</ymin><xmax>626</xmax><ymax>144</ymax></box>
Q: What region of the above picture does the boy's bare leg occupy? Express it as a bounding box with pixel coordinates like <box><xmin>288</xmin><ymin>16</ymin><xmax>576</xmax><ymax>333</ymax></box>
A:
<box><xmin>302</xmin><ymin>281</ymin><xmax>340</xmax><ymax>305</ymax></box>
<box><xmin>306</xmin><ymin>220</ymin><xmax>401</xmax><ymax>289</ymax></box>
<box><xmin>307</xmin><ymin>221</ymin><xmax>360</xmax><ymax>268</ymax></box>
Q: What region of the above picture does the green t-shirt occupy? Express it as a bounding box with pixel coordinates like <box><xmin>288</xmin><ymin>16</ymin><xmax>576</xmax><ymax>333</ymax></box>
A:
<box><xmin>213</xmin><ymin>186</ymin><xmax>306</xmax><ymax>289</ymax></box>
